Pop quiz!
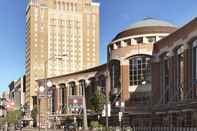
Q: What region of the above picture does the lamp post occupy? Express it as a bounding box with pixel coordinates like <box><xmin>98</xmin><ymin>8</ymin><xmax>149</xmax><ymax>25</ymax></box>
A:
<box><xmin>115</xmin><ymin>101</ymin><xmax>125</xmax><ymax>131</ymax></box>
<box><xmin>42</xmin><ymin>54</ymin><xmax>66</xmax><ymax>130</ymax></box>
<box><xmin>35</xmin><ymin>85</ymin><xmax>44</xmax><ymax>131</ymax></box>
<box><xmin>36</xmin><ymin>80</ymin><xmax>53</xmax><ymax>131</ymax></box>
<box><xmin>38</xmin><ymin>81</ymin><xmax>52</xmax><ymax>131</ymax></box>
<box><xmin>81</xmin><ymin>79</ymin><xmax>89</xmax><ymax>130</ymax></box>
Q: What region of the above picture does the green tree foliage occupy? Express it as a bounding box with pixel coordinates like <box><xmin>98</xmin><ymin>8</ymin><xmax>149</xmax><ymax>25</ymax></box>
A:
<box><xmin>89</xmin><ymin>88</ymin><xmax>105</xmax><ymax>113</ymax></box>
<box><xmin>6</xmin><ymin>110</ymin><xmax>22</xmax><ymax>124</ymax></box>
<box><xmin>90</xmin><ymin>121</ymin><xmax>104</xmax><ymax>129</ymax></box>
<box><xmin>0</xmin><ymin>117</ymin><xmax>6</xmax><ymax>126</ymax></box>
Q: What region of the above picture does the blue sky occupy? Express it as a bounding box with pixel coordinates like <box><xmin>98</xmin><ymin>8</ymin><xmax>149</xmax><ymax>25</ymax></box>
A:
<box><xmin>0</xmin><ymin>0</ymin><xmax>197</xmax><ymax>93</ymax></box>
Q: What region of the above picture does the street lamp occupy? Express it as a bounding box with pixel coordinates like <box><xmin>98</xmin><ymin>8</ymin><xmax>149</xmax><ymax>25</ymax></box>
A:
<box><xmin>115</xmin><ymin>101</ymin><xmax>125</xmax><ymax>131</ymax></box>
<box><xmin>81</xmin><ymin>79</ymin><xmax>90</xmax><ymax>130</ymax></box>
<box><xmin>35</xmin><ymin>85</ymin><xmax>44</xmax><ymax>131</ymax></box>
<box><xmin>41</xmin><ymin>54</ymin><xmax>66</xmax><ymax>130</ymax></box>
<box><xmin>36</xmin><ymin>80</ymin><xmax>53</xmax><ymax>131</ymax></box>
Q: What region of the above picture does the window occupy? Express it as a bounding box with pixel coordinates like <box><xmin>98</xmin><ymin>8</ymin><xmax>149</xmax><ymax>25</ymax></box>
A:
<box><xmin>176</xmin><ymin>45</ymin><xmax>184</xmax><ymax>100</ymax></box>
<box><xmin>110</xmin><ymin>60</ymin><xmax>120</xmax><ymax>90</ymax></box>
<box><xmin>69</xmin><ymin>82</ymin><xmax>76</xmax><ymax>96</ymax></box>
<box><xmin>147</xmin><ymin>36</ymin><xmax>156</xmax><ymax>43</ymax></box>
<box><xmin>124</xmin><ymin>39</ymin><xmax>131</xmax><ymax>46</ymax></box>
<box><xmin>134</xmin><ymin>37</ymin><xmax>143</xmax><ymax>44</ymax></box>
<box><xmin>161</xmin><ymin>54</ymin><xmax>170</xmax><ymax>104</ymax></box>
<box><xmin>192</xmin><ymin>40</ymin><xmax>197</xmax><ymax>98</ymax></box>
<box><xmin>164</xmin><ymin>58</ymin><xmax>169</xmax><ymax>86</ymax></box>
<box><xmin>116</xmin><ymin>41</ymin><xmax>121</xmax><ymax>48</ymax></box>
<box><xmin>129</xmin><ymin>55</ymin><xmax>151</xmax><ymax>86</ymax></box>
<box><xmin>79</xmin><ymin>80</ymin><xmax>85</xmax><ymax>96</ymax></box>
<box><xmin>193</xmin><ymin>40</ymin><xmax>197</xmax><ymax>80</ymax></box>
<box><xmin>59</xmin><ymin>84</ymin><xmax>65</xmax><ymax>113</ymax></box>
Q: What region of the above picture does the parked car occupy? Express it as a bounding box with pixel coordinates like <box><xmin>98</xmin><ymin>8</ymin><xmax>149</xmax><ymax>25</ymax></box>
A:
<box><xmin>15</xmin><ymin>121</ymin><xmax>23</xmax><ymax>130</ymax></box>
<box><xmin>64</xmin><ymin>122</ymin><xmax>76</xmax><ymax>131</ymax></box>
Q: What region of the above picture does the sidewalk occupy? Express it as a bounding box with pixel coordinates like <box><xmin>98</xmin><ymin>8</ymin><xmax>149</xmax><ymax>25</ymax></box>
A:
<box><xmin>22</xmin><ymin>128</ymin><xmax>64</xmax><ymax>131</ymax></box>
<box><xmin>22</xmin><ymin>128</ymin><xmax>93</xmax><ymax>131</ymax></box>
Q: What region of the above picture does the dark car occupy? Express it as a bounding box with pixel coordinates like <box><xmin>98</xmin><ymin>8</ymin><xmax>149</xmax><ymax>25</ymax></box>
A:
<box><xmin>64</xmin><ymin>122</ymin><xmax>76</xmax><ymax>131</ymax></box>
<box><xmin>15</xmin><ymin>124</ymin><xmax>22</xmax><ymax>130</ymax></box>
<box><xmin>15</xmin><ymin>121</ymin><xmax>23</xmax><ymax>130</ymax></box>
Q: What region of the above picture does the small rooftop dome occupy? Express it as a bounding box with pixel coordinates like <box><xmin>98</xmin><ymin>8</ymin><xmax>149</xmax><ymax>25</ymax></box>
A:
<box><xmin>112</xmin><ymin>17</ymin><xmax>177</xmax><ymax>41</ymax></box>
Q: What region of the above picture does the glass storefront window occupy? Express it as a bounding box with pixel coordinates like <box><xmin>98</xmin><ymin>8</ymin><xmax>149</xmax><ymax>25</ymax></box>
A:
<box><xmin>129</xmin><ymin>55</ymin><xmax>151</xmax><ymax>86</ymax></box>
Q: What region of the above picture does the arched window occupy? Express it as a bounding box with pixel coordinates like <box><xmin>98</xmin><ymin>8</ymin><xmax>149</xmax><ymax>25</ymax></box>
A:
<box><xmin>69</xmin><ymin>81</ymin><xmax>76</xmax><ymax>96</ymax></box>
<box><xmin>129</xmin><ymin>55</ymin><xmax>151</xmax><ymax>86</ymax></box>
<box><xmin>192</xmin><ymin>40</ymin><xmax>197</xmax><ymax>80</ymax></box>
<box><xmin>110</xmin><ymin>60</ymin><xmax>120</xmax><ymax>89</ymax></box>
<box><xmin>79</xmin><ymin>80</ymin><xmax>86</xmax><ymax>96</ymax></box>
<box><xmin>51</xmin><ymin>86</ymin><xmax>56</xmax><ymax>113</ymax></box>
<box><xmin>176</xmin><ymin>45</ymin><xmax>184</xmax><ymax>100</ymax></box>
<box><xmin>59</xmin><ymin>83</ymin><xmax>65</xmax><ymax>113</ymax></box>
<box><xmin>192</xmin><ymin>39</ymin><xmax>197</xmax><ymax>98</ymax></box>
<box><xmin>160</xmin><ymin>53</ymin><xmax>170</xmax><ymax>104</ymax></box>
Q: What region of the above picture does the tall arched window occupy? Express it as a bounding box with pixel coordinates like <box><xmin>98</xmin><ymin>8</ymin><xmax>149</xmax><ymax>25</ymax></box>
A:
<box><xmin>59</xmin><ymin>84</ymin><xmax>65</xmax><ymax>113</ymax></box>
<box><xmin>69</xmin><ymin>81</ymin><xmax>76</xmax><ymax>96</ymax></box>
<box><xmin>160</xmin><ymin>54</ymin><xmax>170</xmax><ymax>104</ymax></box>
<box><xmin>192</xmin><ymin>39</ymin><xmax>197</xmax><ymax>98</ymax></box>
<box><xmin>176</xmin><ymin>45</ymin><xmax>184</xmax><ymax>100</ymax></box>
<box><xmin>192</xmin><ymin>40</ymin><xmax>197</xmax><ymax>80</ymax></box>
<box><xmin>129</xmin><ymin>55</ymin><xmax>151</xmax><ymax>86</ymax></box>
<box><xmin>110</xmin><ymin>60</ymin><xmax>120</xmax><ymax>89</ymax></box>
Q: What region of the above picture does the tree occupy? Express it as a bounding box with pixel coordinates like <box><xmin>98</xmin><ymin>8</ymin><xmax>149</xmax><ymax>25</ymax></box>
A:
<box><xmin>0</xmin><ymin>117</ymin><xmax>6</xmax><ymax>127</ymax></box>
<box><xmin>6</xmin><ymin>110</ymin><xmax>22</xmax><ymax>124</ymax></box>
<box><xmin>31</xmin><ymin>106</ymin><xmax>38</xmax><ymax>127</ymax></box>
<box><xmin>89</xmin><ymin>88</ymin><xmax>105</xmax><ymax>113</ymax></box>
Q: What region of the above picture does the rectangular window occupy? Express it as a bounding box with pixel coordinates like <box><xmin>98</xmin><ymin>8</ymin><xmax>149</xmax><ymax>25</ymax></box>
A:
<box><xmin>147</xmin><ymin>36</ymin><xmax>156</xmax><ymax>43</ymax></box>
<box><xmin>124</xmin><ymin>39</ymin><xmax>131</xmax><ymax>46</ymax></box>
<box><xmin>134</xmin><ymin>37</ymin><xmax>143</xmax><ymax>44</ymax></box>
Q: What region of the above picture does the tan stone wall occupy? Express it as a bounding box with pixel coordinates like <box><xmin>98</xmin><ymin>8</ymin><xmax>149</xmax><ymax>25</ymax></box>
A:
<box><xmin>26</xmin><ymin>0</ymin><xmax>100</xmax><ymax>109</ymax></box>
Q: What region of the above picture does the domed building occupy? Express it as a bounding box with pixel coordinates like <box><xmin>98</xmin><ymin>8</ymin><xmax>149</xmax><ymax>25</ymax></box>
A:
<box><xmin>108</xmin><ymin>18</ymin><xmax>177</xmax><ymax>125</ymax></box>
<box><xmin>36</xmin><ymin>17</ymin><xmax>179</xmax><ymax>127</ymax></box>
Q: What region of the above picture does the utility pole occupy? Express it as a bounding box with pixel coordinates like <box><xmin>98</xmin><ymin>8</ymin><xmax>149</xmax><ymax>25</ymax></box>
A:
<box><xmin>83</xmin><ymin>80</ymin><xmax>88</xmax><ymax>130</ymax></box>
<box><xmin>38</xmin><ymin>99</ymin><xmax>41</xmax><ymax>131</ymax></box>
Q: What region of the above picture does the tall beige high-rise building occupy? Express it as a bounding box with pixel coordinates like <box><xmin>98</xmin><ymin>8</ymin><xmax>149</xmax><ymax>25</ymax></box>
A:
<box><xmin>25</xmin><ymin>0</ymin><xmax>99</xmax><ymax>109</ymax></box>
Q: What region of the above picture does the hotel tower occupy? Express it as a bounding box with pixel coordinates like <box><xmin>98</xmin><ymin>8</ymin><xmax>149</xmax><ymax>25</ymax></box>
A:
<box><xmin>25</xmin><ymin>0</ymin><xmax>99</xmax><ymax>109</ymax></box>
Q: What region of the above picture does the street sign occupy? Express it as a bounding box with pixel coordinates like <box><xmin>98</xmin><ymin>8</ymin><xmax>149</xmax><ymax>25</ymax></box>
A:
<box><xmin>108</xmin><ymin>104</ymin><xmax>111</xmax><ymax>116</ymax></box>
<box><xmin>102</xmin><ymin>104</ymin><xmax>111</xmax><ymax>117</ymax></box>
<box><xmin>119</xmin><ymin>112</ymin><xmax>123</xmax><ymax>122</ymax></box>
<box><xmin>102</xmin><ymin>105</ymin><xmax>106</xmax><ymax>117</ymax></box>
<box><xmin>67</xmin><ymin>96</ymin><xmax>83</xmax><ymax>114</ymax></box>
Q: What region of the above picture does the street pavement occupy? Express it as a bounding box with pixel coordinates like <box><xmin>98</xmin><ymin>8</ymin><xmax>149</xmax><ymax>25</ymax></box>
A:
<box><xmin>22</xmin><ymin>128</ymin><xmax>92</xmax><ymax>131</ymax></box>
<box><xmin>22</xmin><ymin>128</ymin><xmax>64</xmax><ymax>131</ymax></box>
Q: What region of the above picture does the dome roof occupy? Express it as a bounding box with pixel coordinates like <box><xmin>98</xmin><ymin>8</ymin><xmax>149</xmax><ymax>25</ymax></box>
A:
<box><xmin>112</xmin><ymin>18</ymin><xmax>177</xmax><ymax>41</ymax></box>
<box><xmin>126</xmin><ymin>17</ymin><xmax>176</xmax><ymax>30</ymax></box>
